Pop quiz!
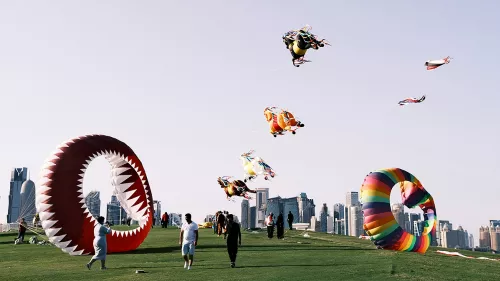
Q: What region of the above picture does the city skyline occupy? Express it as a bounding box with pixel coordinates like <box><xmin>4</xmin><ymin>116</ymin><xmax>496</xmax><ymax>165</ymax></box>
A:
<box><xmin>1</xmin><ymin>1</ymin><xmax>499</xmax><ymax>249</ymax></box>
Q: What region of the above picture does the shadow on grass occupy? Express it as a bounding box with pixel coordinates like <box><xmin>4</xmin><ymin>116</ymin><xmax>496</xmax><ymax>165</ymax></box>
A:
<box><xmin>202</xmin><ymin>263</ymin><xmax>357</xmax><ymax>270</ymax></box>
<box><xmin>112</xmin><ymin>246</ymin><xmax>180</xmax><ymax>255</ymax></box>
<box><xmin>111</xmin><ymin>243</ymin><xmax>376</xmax><ymax>255</ymax></box>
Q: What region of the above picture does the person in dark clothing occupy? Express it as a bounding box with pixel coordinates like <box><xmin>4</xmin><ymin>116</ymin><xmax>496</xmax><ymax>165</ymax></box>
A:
<box><xmin>16</xmin><ymin>218</ymin><xmax>27</xmax><ymax>243</ymax></box>
<box><xmin>161</xmin><ymin>212</ymin><xmax>169</xmax><ymax>228</ymax></box>
<box><xmin>217</xmin><ymin>212</ymin><xmax>226</xmax><ymax>236</ymax></box>
<box><xmin>225</xmin><ymin>214</ymin><xmax>241</xmax><ymax>268</ymax></box>
<box><xmin>287</xmin><ymin>211</ymin><xmax>294</xmax><ymax>230</ymax></box>
<box><xmin>277</xmin><ymin>213</ymin><xmax>284</xmax><ymax>239</ymax></box>
<box><xmin>126</xmin><ymin>217</ymin><xmax>131</xmax><ymax>226</ymax></box>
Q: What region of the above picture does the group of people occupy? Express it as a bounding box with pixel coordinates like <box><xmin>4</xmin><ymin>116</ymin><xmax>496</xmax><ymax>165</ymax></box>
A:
<box><xmin>85</xmin><ymin>212</ymin><xmax>242</xmax><ymax>271</ymax></box>
<box><xmin>265</xmin><ymin>211</ymin><xmax>295</xmax><ymax>239</ymax></box>
<box><xmin>180</xmin><ymin>213</ymin><xmax>242</xmax><ymax>269</ymax></box>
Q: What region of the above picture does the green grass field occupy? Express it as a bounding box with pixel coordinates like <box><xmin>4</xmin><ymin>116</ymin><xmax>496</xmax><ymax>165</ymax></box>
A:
<box><xmin>1</xmin><ymin>227</ymin><xmax>499</xmax><ymax>281</ymax></box>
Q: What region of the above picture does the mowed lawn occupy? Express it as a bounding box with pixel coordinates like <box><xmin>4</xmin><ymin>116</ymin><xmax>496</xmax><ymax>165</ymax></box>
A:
<box><xmin>1</xmin><ymin>227</ymin><xmax>499</xmax><ymax>281</ymax></box>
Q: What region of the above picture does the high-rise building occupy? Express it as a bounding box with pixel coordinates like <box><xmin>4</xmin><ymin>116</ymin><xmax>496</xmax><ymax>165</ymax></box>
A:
<box><xmin>490</xmin><ymin>220</ymin><xmax>500</xmax><ymax>227</ymax></box>
<box><xmin>241</xmin><ymin>199</ymin><xmax>250</xmax><ymax>229</ymax></box>
<box><xmin>344</xmin><ymin>205</ymin><xmax>349</xmax><ymax>235</ymax></box>
<box><xmin>7</xmin><ymin>168</ymin><xmax>28</xmax><ymax>223</ymax></box>
<box><xmin>469</xmin><ymin>234</ymin><xmax>474</xmax><ymax>248</ymax></box>
<box><xmin>250</xmin><ymin>206</ymin><xmax>256</xmax><ymax>229</ymax></box>
<box><xmin>440</xmin><ymin>224</ymin><xmax>469</xmax><ymax>249</ymax></box>
<box><xmin>346</xmin><ymin>192</ymin><xmax>359</xmax><ymax>206</ymax></box>
<box><xmin>320</xmin><ymin>203</ymin><xmax>328</xmax><ymax>232</ymax></box>
<box><xmin>106</xmin><ymin>195</ymin><xmax>126</xmax><ymax>225</ymax></box>
<box><xmin>266</xmin><ymin>196</ymin><xmax>283</xmax><ymax>217</ymax></box>
<box><xmin>349</xmin><ymin>205</ymin><xmax>363</xmax><ymax>237</ymax></box>
<box><xmin>479</xmin><ymin>226</ymin><xmax>491</xmax><ymax>248</ymax></box>
<box><xmin>490</xmin><ymin>226</ymin><xmax>500</xmax><ymax>252</ymax></box>
<box><xmin>282</xmin><ymin>197</ymin><xmax>300</xmax><ymax>224</ymax></box>
<box><xmin>85</xmin><ymin>191</ymin><xmax>101</xmax><ymax>218</ymax></box>
<box><xmin>391</xmin><ymin>204</ymin><xmax>406</xmax><ymax>230</ymax></box>
<box><xmin>407</xmin><ymin>213</ymin><xmax>421</xmax><ymax>235</ymax></box>
<box><xmin>19</xmin><ymin>179</ymin><xmax>36</xmax><ymax>223</ymax></box>
<box><xmin>255</xmin><ymin>188</ymin><xmax>269</xmax><ymax>228</ymax></box>
<box><xmin>153</xmin><ymin>200</ymin><xmax>161</xmax><ymax>226</ymax></box>
<box><xmin>333</xmin><ymin>203</ymin><xmax>345</xmax><ymax>220</ymax></box>
<box><xmin>335</xmin><ymin>218</ymin><xmax>345</xmax><ymax>235</ymax></box>
<box><xmin>297</xmin><ymin>193</ymin><xmax>315</xmax><ymax>223</ymax></box>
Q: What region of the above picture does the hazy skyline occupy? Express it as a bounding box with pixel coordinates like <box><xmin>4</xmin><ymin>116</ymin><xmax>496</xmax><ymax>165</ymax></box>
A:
<box><xmin>1</xmin><ymin>1</ymin><xmax>499</xmax><ymax>245</ymax></box>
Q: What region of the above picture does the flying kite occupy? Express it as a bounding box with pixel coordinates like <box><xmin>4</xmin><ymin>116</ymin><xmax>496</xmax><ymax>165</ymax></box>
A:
<box><xmin>425</xmin><ymin>56</ymin><xmax>452</xmax><ymax>70</ymax></box>
<box><xmin>240</xmin><ymin>150</ymin><xmax>276</xmax><ymax>182</ymax></box>
<box><xmin>398</xmin><ymin>95</ymin><xmax>426</xmax><ymax>106</ymax></box>
<box><xmin>217</xmin><ymin>176</ymin><xmax>257</xmax><ymax>200</ymax></box>
<box><xmin>36</xmin><ymin>134</ymin><xmax>154</xmax><ymax>255</ymax></box>
<box><xmin>282</xmin><ymin>25</ymin><xmax>330</xmax><ymax>67</ymax></box>
<box><xmin>360</xmin><ymin>168</ymin><xmax>437</xmax><ymax>254</ymax></box>
<box><xmin>264</xmin><ymin>107</ymin><xmax>304</xmax><ymax>137</ymax></box>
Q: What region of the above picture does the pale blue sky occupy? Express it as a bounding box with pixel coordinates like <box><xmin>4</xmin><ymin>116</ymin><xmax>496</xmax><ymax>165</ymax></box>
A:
<box><xmin>1</xmin><ymin>1</ymin><xmax>499</xmax><ymax>245</ymax></box>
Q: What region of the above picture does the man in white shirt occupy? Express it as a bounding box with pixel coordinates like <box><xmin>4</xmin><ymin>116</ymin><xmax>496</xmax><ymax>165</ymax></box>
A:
<box><xmin>179</xmin><ymin>213</ymin><xmax>198</xmax><ymax>270</ymax></box>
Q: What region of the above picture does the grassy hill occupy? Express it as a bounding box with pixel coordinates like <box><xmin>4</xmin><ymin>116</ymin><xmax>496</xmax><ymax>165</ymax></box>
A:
<box><xmin>1</xmin><ymin>227</ymin><xmax>499</xmax><ymax>281</ymax></box>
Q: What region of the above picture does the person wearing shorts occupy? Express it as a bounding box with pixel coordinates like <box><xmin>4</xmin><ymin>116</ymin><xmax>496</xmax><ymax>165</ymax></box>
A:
<box><xmin>179</xmin><ymin>213</ymin><xmax>198</xmax><ymax>270</ymax></box>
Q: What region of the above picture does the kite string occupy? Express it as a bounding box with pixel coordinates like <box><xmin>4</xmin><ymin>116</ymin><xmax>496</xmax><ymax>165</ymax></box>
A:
<box><xmin>17</xmin><ymin>187</ymin><xmax>37</xmax><ymax>222</ymax></box>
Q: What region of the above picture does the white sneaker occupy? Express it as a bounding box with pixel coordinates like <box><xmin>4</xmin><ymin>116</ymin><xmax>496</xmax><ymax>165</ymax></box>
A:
<box><xmin>184</xmin><ymin>262</ymin><xmax>187</xmax><ymax>269</ymax></box>
<box><xmin>187</xmin><ymin>265</ymin><xmax>191</xmax><ymax>270</ymax></box>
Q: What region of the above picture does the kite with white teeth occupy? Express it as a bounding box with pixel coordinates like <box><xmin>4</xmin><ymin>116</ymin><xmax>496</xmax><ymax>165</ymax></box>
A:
<box><xmin>36</xmin><ymin>134</ymin><xmax>154</xmax><ymax>255</ymax></box>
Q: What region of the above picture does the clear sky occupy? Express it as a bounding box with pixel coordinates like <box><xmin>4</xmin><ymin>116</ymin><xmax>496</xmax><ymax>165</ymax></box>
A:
<box><xmin>1</xmin><ymin>1</ymin><xmax>499</xmax><ymax>245</ymax></box>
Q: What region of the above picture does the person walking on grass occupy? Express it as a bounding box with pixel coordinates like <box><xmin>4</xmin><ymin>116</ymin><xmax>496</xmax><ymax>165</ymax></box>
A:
<box><xmin>277</xmin><ymin>213</ymin><xmax>284</xmax><ymax>239</ymax></box>
<box><xmin>266</xmin><ymin>213</ymin><xmax>274</xmax><ymax>239</ymax></box>
<box><xmin>225</xmin><ymin>214</ymin><xmax>241</xmax><ymax>268</ymax></box>
<box><xmin>287</xmin><ymin>211</ymin><xmax>294</xmax><ymax>230</ymax></box>
<box><xmin>86</xmin><ymin>216</ymin><xmax>111</xmax><ymax>270</ymax></box>
<box><xmin>179</xmin><ymin>213</ymin><xmax>198</xmax><ymax>270</ymax></box>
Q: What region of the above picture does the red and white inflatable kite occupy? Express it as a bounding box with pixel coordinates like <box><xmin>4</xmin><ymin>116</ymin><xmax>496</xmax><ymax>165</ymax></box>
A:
<box><xmin>36</xmin><ymin>135</ymin><xmax>153</xmax><ymax>255</ymax></box>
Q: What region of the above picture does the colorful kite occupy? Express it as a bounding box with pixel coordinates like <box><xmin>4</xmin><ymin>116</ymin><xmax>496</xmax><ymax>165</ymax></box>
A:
<box><xmin>360</xmin><ymin>168</ymin><xmax>437</xmax><ymax>254</ymax></box>
<box><xmin>282</xmin><ymin>25</ymin><xmax>330</xmax><ymax>67</ymax></box>
<box><xmin>399</xmin><ymin>95</ymin><xmax>426</xmax><ymax>106</ymax></box>
<box><xmin>36</xmin><ymin>134</ymin><xmax>154</xmax><ymax>255</ymax></box>
<box><xmin>264</xmin><ymin>107</ymin><xmax>304</xmax><ymax>137</ymax></box>
<box><xmin>425</xmin><ymin>56</ymin><xmax>452</xmax><ymax>70</ymax></box>
<box><xmin>217</xmin><ymin>176</ymin><xmax>256</xmax><ymax>199</ymax></box>
<box><xmin>240</xmin><ymin>150</ymin><xmax>276</xmax><ymax>181</ymax></box>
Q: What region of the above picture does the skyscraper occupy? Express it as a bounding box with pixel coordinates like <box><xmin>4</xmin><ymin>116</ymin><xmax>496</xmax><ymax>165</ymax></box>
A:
<box><xmin>333</xmin><ymin>203</ymin><xmax>345</xmax><ymax>220</ymax></box>
<box><xmin>490</xmin><ymin>226</ymin><xmax>500</xmax><ymax>252</ymax></box>
<box><xmin>479</xmin><ymin>226</ymin><xmax>491</xmax><ymax>248</ymax></box>
<box><xmin>106</xmin><ymin>195</ymin><xmax>126</xmax><ymax>225</ymax></box>
<box><xmin>255</xmin><ymin>188</ymin><xmax>269</xmax><ymax>228</ymax></box>
<box><xmin>391</xmin><ymin>204</ymin><xmax>406</xmax><ymax>230</ymax></box>
<box><xmin>241</xmin><ymin>199</ymin><xmax>250</xmax><ymax>229</ymax></box>
<box><xmin>297</xmin><ymin>193</ymin><xmax>315</xmax><ymax>223</ymax></box>
<box><xmin>407</xmin><ymin>213</ymin><xmax>421</xmax><ymax>235</ymax></box>
<box><xmin>346</xmin><ymin>192</ymin><xmax>359</xmax><ymax>206</ymax></box>
<box><xmin>250</xmin><ymin>206</ymin><xmax>256</xmax><ymax>229</ymax></box>
<box><xmin>153</xmin><ymin>200</ymin><xmax>161</xmax><ymax>226</ymax></box>
<box><xmin>320</xmin><ymin>203</ymin><xmax>328</xmax><ymax>232</ymax></box>
<box><xmin>349</xmin><ymin>205</ymin><xmax>363</xmax><ymax>236</ymax></box>
<box><xmin>7</xmin><ymin>167</ymin><xmax>28</xmax><ymax>223</ymax></box>
<box><xmin>490</xmin><ymin>220</ymin><xmax>500</xmax><ymax>227</ymax></box>
<box><xmin>469</xmin><ymin>234</ymin><xmax>474</xmax><ymax>248</ymax></box>
<box><xmin>282</xmin><ymin>197</ymin><xmax>299</xmax><ymax>224</ymax></box>
<box><xmin>85</xmin><ymin>191</ymin><xmax>101</xmax><ymax>218</ymax></box>
<box><xmin>266</xmin><ymin>196</ymin><xmax>283</xmax><ymax>217</ymax></box>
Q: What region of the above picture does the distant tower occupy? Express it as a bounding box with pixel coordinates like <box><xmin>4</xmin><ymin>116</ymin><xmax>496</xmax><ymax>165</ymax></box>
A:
<box><xmin>20</xmin><ymin>178</ymin><xmax>36</xmax><ymax>223</ymax></box>
<box><xmin>7</xmin><ymin>167</ymin><xmax>28</xmax><ymax>223</ymax></box>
